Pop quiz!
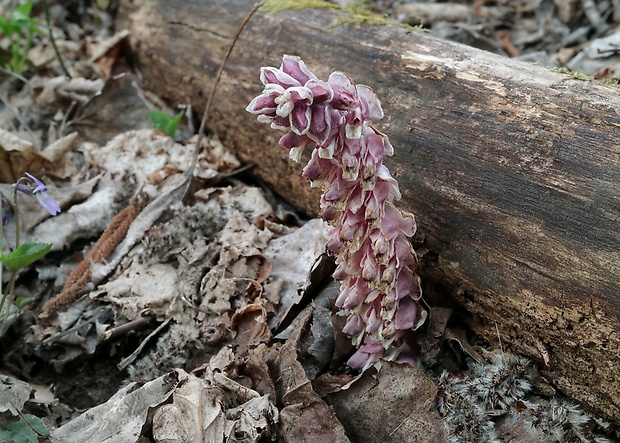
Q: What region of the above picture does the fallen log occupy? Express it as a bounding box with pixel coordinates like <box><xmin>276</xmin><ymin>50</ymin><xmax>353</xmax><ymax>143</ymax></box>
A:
<box><xmin>117</xmin><ymin>0</ymin><xmax>620</xmax><ymax>421</ymax></box>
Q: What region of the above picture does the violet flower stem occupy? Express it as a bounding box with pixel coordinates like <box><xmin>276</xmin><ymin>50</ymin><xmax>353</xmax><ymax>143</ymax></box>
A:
<box><xmin>0</xmin><ymin>212</ymin><xmax>4</xmax><ymax>314</ymax></box>
<box><xmin>0</xmin><ymin>191</ymin><xmax>21</xmax><ymax>322</ymax></box>
<box><xmin>12</xmin><ymin>187</ymin><xmax>21</xmax><ymax>249</ymax></box>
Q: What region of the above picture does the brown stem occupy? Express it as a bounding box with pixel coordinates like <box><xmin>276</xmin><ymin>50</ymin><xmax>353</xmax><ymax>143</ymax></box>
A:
<box><xmin>186</xmin><ymin>0</ymin><xmax>267</xmax><ymax>192</ymax></box>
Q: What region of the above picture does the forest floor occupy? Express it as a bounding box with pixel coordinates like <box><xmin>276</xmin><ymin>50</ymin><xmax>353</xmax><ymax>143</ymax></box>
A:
<box><xmin>0</xmin><ymin>0</ymin><xmax>618</xmax><ymax>442</ymax></box>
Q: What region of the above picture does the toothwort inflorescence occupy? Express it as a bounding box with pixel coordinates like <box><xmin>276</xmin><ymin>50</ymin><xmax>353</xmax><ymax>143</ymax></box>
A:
<box><xmin>247</xmin><ymin>55</ymin><xmax>425</xmax><ymax>369</ymax></box>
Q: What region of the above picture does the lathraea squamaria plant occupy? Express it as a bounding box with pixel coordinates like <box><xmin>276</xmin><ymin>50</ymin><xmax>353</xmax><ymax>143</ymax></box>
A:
<box><xmin>247</xmin><ymin>55</ymin><xmax>426</xmax><ymax>370</ymax></box>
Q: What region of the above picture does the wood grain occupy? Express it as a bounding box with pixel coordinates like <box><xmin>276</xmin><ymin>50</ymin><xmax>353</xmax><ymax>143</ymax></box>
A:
<box><xmin>117</xmin><ymin>0</ymin><xmax>620</xmax><ymax>421</ymax></box>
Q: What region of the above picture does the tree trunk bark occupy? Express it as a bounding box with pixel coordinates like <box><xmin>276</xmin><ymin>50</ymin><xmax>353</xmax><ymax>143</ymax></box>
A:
<box><xmin>117</xmin><ymin>0</ymin><xmax>620</xmax><ymax>421</ymax></box>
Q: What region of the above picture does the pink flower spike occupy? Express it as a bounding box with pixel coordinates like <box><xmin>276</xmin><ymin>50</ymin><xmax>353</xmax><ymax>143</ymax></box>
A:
<box><xmin>280</xmin><ymin>54</ymin><xmax>316</xmax><ymax>84</ymax></box>
<box><xmin>365</xmin><ymin>129</ymin><xmax>387</xmax><ymax>163</ymax></box>
<box><xmin>347</xmin><ymin>184</ymin><xmax>365</xmax><ymax>214</ymax></box>
<box><xmin>275</xmin><ymin>87</ymin><xmax>312</xmax><ymax>117</ymax></box>
<box><xmin>394</xmin><ymin>298</ymin><xmax>417</xmax><ymax>330</ymax></box>
<box><xmin>364</xmin><ymin>181</ymin><xmax>390</xmax><ymax>221</ymax></box>
<box><xmin>308</xmin><ymin>105</ymin><xmax>331</xmax><ymax>144</ymax></box>
<box><xmin>260</xmin><ymin>66</ymin><xmax>300</xmax><ymax>88</ymax></box>
<box><xmin>306</xmin><ymin>79</ymin><xmax>333</xmax><ymax>103</ymax></box>
<box><xmin>328</xmin><ymin>71</ymin><xmax>357</xmax><ymax>110</ymax></box>
<box><xmin>356</xmin><ymin>85</ymin><xmax>384</xmax><ymax>121</ymax></box>
<box><xmin>377</xmin><ymin>166</ymin><xmax>401</xmax><ymax>201</ymax></box>
<box><xmin>363</xmin><ymin>306</ymin><xmax>382</xmax><ymax>335</ymax></box>
<box><xmin>342</xmin><ymin>314</ymin><xmax>365</xmax><ymax>336</ymax></box>
<box><xmin>290</xmin><ymin>106</ymin><xmax>312</xmax><ymax>135</ymax></box>
<box><xmin>248</xmin><ymin>55</ymin><xmax>425</xmax><ymax>371</ymax></box>
<box><xmin>246</xmin><ymin>85</ymin><xmax>284</xmax><ymax>116</ymax></box>
<box><xmin>279</xmin><ymin>131</ymin><xmax>309</xmax><ymax>149</ymax></box>
<box><xmin>395</xmin><ymin>266</ymin><xmax>414</xmax><ymax>298</ymax></box>
<box><xmin>347</xmin><ymin>340</ymin><xmax>383</xmax><ymax>369</ymax></box>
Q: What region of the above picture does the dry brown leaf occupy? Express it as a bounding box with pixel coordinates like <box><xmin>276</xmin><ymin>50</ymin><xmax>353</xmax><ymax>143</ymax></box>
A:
<box><xmin>298</xmin><ymin>304</ymin><xmax>334</xmax><ymax>380</ymax></box>
<box><xmin>51</xmin><ymin>370</ymin><xmax>181</xmax><ymax>442</ymax></box>
<box><xmin>0</xmin><ymin>129</ymin><xmax>51</xmax><ymax>183</ymax></box>
<box><xmin>0</xmin><ymin>375</ymin><xmax>33</xmax><ymax>415</ymax></box>
<box><xmin>328</xmin><ymin>362</ymin><xmax>446</xmax><ymax>443</ymax></box>
<box><xmin>269</xmin><ymin>307</ymin><xmax>350</xmax><ymax>443</ymax></box>
<box><xmin>226</xmin><ymin>253</ymin><xmax>271</xmax><ymax>284</ymax></box>
<box><xmin>197</xmin><ymin>216</ymin><xmax>274</xmax><ymax>315</ymax></box>
<box><xmin>230</xmin><ymin>304</ymin><xmax>272</xmax><ymax>347</ymax></box>
<box><xmin>311</xmin><ymin>373</ymin><xmax>357</xmax><ymax>398</ymax></box>
<box><xmin>263</xmin><ymin>218</ymin><xmax>327</xmax><ymax>330</ymax></box>
<box><xmin>69</xmin><ymin>74</ymin><xmax>152</xmax><ymax>145</ymax></box>
<box><xmin>152</xmin><ymin>374</ymin><xmax>228</xmax><ymax>443</ymax></box>
<box><xmin>418</xmin><ymin>306</ymin><xmax>453</xmax><ymax>367</ymax></box>
<box><xmin>40</xmin><ymin>132</ymin><xmax>79</xmax><ymax>163</ymax></box>
<box><xmin>88</xmin><ymin>30</ymin><xmax>130</xmax><ymax>79</ymax></box>
<box><xmin>233</xmin><ymin>345</ymin><xmax>277</xmax><ymax>401</ymax></box>
<box><xmin>35</xmin><ymin>76</ymin><xmax>104</xmax><ymax>109</ymax></box>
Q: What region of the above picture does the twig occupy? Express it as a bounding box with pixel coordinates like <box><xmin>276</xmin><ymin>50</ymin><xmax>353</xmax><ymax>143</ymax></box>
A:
<box><xmin>497</xmin><ymin>29</ymin><xmax>520</xmax><ymax>58</ymax></box>
<box><xmin>0</xmin><ymin>193</ymin><xmax>22</xmax><ymax>322</ymax></box>
<box><xmin>104</xmin><ymin>315</ymin><xmax>154</xmax><ymax>341</ymax></box>
<box><xmin>184</xmin><ymin>0</ymin><xmax>267</xmax><ymax>196</ymax></box>
<box><xmin>117</xmin><ymin>317</ymin><xmax>172</xmax><ymax>370</ymax></box>
<box><xmin>495</xmin><ymin>321</ymin><xmax>503</xmax><ymax>354</ymax></box>
<box><xmin>0</xmin><ymin>66</ymin><xmax>33</xmax><ymax>88</ymax></box>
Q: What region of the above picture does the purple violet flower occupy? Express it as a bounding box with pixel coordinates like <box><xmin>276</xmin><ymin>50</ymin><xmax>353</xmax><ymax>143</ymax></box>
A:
<box><xmin>11</xmin><ymin>172</ymin><xmax>61</xmax><ymax>216</ymax></box>
<box><xmin>248</xmin><ymin>55</ymin><xmax>426</xmax><ymax>370</ymax></box>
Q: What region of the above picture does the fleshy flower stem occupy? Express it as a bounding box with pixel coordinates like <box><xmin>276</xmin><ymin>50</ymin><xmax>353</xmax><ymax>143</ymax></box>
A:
<box><xmin>248</xmin><ymin>55</ymin><xmax>426</xmax><ymax>369</ymax></box>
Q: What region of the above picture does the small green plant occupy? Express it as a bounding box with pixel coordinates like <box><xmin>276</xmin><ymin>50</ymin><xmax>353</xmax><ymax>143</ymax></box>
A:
<box><xmin>1</xmin><ymin>173</ymin><xmax>60</xmax><ymax>335</ymax></box>
<box><xmin>148</xmin><ymin>109</ymin><xmax>184</xmax><ymax>137</ymax></box>
<box><xmin>0</xmin><ymin>1</ymin><xmax>45</xmax><ymax>74</ymax></box>
<box><xmin>0</xmin><ymin>414</ymin><xmax>50</xmax><ymax>443</ymax></box>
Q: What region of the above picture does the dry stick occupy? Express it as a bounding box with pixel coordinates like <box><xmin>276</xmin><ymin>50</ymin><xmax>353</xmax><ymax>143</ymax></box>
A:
<box><xmin>185</xmin><ymin>0</ymin><xmax>267</xmax><ymax>196</ymax></box>
<box><xmin>117</xmin><ymin>317</ymin><xmax>172</xmax><ymax>370</ymax></box>
<box><xmin>104</xmin><ymin>315</ymin><xmax>155</xmax><ymax>341</ymax></box>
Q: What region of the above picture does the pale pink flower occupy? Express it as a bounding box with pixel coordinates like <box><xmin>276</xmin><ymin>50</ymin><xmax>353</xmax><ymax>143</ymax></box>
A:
<box><xmin>248</xmin><ymin>55</ymin><xmax>425</xmax><ymax>370</ymax></box>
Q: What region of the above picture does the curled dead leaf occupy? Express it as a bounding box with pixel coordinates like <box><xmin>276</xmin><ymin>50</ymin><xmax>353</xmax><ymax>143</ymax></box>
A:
<box><xmin>226</xmin><ymin>253</ymin><xmax>271</xmax><ymax>284</ymax></box>
<box><xmin>231</xmin><ymin>304</ymin><xmax>272</xmax><ymax>347</ymax></box>
<box><xmin>269</xmin><ymin>307</ymin><xmax>350</xmax><ymax>443</ymax></box>
<box><xmin>0</xmin><ymin>129</ymin><xmax>51</xmax><ymax>182</ymax></box>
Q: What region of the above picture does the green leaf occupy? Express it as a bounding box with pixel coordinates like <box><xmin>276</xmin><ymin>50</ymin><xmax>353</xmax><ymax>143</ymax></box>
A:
<box><xmin>148</xmin><ymin>110</ymin><xmax>171</xmax><ymax>132</ymax></box>
<box><xmin>165</xmin><ymin>110</ymin><xmax>184</xmax><ymax>136</ymax></box>
<box><xmin>0</xmin><ymin>418</ymin><xmax>39</xmax><ymax>443</ymax></box>
<box><xmin>15</xmin><ymin>296</ymin><xmax>33</xmax><ymax>310</ymax></box>
<box><xmin>23</xmin><ymin>414</ymin><xmax>50</xmax><ymax>437</ymax></box>
<box><xmin>12</xmin><ymin>2</ymin><xmax>34</xmax><ymax>22</ymax></box>
<box><xmin>0</xmin><ymin>243</ymin><xmax>52</xmax><ymax>271</ymax></box>
<box><xmin>0</xmin><ymin>17</ymin><xmax>9</xmax><ymax>34</ymax></box>
<box><xmin>148</xmin><ymin>109</ymin><xmax>183</xmax><ymax>137</ymax></box>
